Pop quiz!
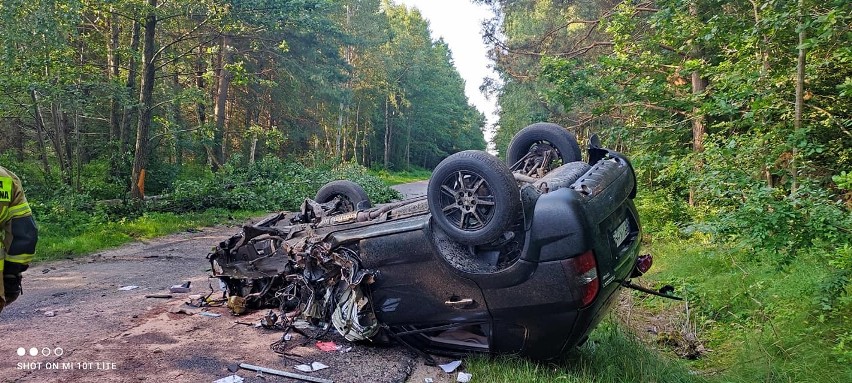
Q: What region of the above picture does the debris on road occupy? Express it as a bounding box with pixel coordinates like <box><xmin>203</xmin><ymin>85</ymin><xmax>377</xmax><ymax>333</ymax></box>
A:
<box><xmin>170</xmin><ymin>281</ymin><xmax>192</xmax><ymax>293</ymax></box>
<box><xmin>439</xmin><ymin>360</ymin><xmax>462</xmax><ymax>373</ymax></box>
<box><xmin>456</xmin><ymin>372</ymin><xmax>472</xmax><ymax>383</ymax></box>
<box><xmin>316</xmin><ymin>341</ymin><xmax>338</xmax><ymax>352</ymax></box>
<box><xmin>294</xmin><ymin>362</ymin><xmax>329</xmax><ymax>372</ymax></box>
<box><xmin>238</xmin><ymin>363</ymin><xmax>333</xmax><ymax>383</ymax></box>
<box><xmin>118</xmin><ymin>285</ymin><xmax>139</xmax><ymax>291</ymax></box>
<box><xmin>145</xmin><ymin>293</ymin><xmax>173</xmax><ymax>299</ymax></box>
<box><xmin>212</xmin><ymin>375</ymin><xmax>243</xmax><ymax>383</ymax></box>
<box><xmin>169</xmin><ymin>304</ymin><xmax>202</xmax><ymax>315</ymax></box>
<box><xmin>44</xmin><ymin>311</ymin><xmax>56</xmax><ymax>317</ymax></box>
<box><xmin>199</xmin><ymin>312</ymin><xmax>222</xmax><ymax>318</ymax></box>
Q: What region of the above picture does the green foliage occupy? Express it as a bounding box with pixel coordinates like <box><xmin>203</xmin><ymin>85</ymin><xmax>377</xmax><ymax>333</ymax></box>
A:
<box><xmin>643</xmin><ymin>237</ymin><xmax>852</xmax><ymax>382</ymax></box>
<box><xmin>635</xmin><ymin>190</ymin><xmax>690</xmax><ymax>240</ymax></box>
<box><xmin>168</xmin><ymin>156</ymin><xmax>400</xmax><ymax>212</ymax></box>
<box><xmin>833</xmin><ymin>171</ymin><xmax>852</xmax><ymax>190</ymax></box>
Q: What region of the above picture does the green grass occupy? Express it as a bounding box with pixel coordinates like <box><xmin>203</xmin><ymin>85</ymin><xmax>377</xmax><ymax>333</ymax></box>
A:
<box><xmin>638</xmin><ymin>236</ymin><xmax>852</xmax><ymax>383</ymax></box>
<box><xmin>36</xmin><ymin>208</ymin><xmax>262</xmax><ymax>261</ymax></box>
<box><xmin>467</xmin><ymin>320</ymin><xmax>703</xmax><ymax>383</ymax></box>
<box><xmin>370</xmin><ymin>167</ymin><xmax>431</xmax><ymax>185</ymax></box>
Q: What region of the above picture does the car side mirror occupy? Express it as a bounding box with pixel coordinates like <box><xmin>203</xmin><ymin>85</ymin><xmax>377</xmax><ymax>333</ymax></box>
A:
<box><xmin>589</xmin><ymin>134</ymin><xmax>602</xmax><ymax>148</ymax></box>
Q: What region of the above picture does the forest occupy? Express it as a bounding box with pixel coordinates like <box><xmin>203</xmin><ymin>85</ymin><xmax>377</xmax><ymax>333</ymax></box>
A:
<box><xmin>474</xmin><ymin>0</ymin><xmax>850</xmax><ymax>381</ymax></box>
<box><xmin>0</xmin><ymin>0</ymin><xmax>485</xmax><ymax>200</ymax></box>
<box><xmin>0</xmin><ymin>0</ymin><xmax>850</xmax><ymax>381</ymax></box>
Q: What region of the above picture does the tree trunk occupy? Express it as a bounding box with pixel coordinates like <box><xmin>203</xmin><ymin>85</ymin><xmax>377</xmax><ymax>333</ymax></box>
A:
<box><xmin>29</xmin><ymin>90</ymin><xmax>52</xmax><ymax>176</ymax></box>
<box><xmin>384</xmin><ymin>97</ymin><xmax>391</xmax><ymax>168</ymax></box>
<box><xmin>688</xmin><ymin>2</ymin><xmax>707</xmax><ymax>207</ymax></box>
<box><xmin>50</xmin><ymin>102</ymin><xmax>72</xmax><ymax>185</ymax></box>
<box><xmin>337</xmin><ymin>101</ymin><xmax>345</xmax><ymax>160</ymax></box>
<box><xmin>405</xmin><ymin>116</ymin><xmax>411</xmax><ymax>170</ymax></box>
<box><xmin>108</xmin><ymin>8</ymin><xmax>122</xmax><ymax>177</ymax></box>
<box><xmin>792</xmin><ymin>0</ymin><xmax>806</xmax><ymax>195</ymax></box>
<box><xmin>212</xmin><ymin>34</ymin><xmax>233</xmax><ymax>171</ymax></box>
<box><xmin>121</xmin><ymin>20</ymin><xmax>141</xmax><ymax>167</ymax></box>
<box><xmin>172</xmin><ymin>72</ymin><xmax>185</xmax><ymax>168</ymax></box>
<box><xmin>131</xmin><ymin>0</ymin><xmax>157</xmax><ymax>200</ymax></box>
<box><xmin>353</xmin><ymin>102</ymin><xmax>360</xmax><ymax>163</ymax></box>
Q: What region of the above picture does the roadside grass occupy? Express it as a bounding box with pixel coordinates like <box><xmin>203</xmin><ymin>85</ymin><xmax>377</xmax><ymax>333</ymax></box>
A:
<box><xmin>467</xmin><ymin>319</ymin><xmax>703</xmax><ymax>383</ymax></box>
<box><xmin>36</xmin><ymin>208</ymin><xmax>263</xmax><ymax>261</ymax></box>
<box><xmin>371</xmin><ymin>167</ymin><xmax>431</xmax><ymax>185</ymax></box>
<box><xmin>638</xmin><ymin>236</ymin><xmax>852</xmax><ymax>383</ymax></box>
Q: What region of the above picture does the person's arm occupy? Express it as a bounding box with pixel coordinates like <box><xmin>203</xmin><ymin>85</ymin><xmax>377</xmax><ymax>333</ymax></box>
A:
<box><xmin>3</xmin><ymin>179</ymin><xmax>37</xmax><ymax>304</ymax></box>
<box><xmin>5</xmin><ymin>215</ymin><xmax>38</xmax><ymax>269</ymax></box>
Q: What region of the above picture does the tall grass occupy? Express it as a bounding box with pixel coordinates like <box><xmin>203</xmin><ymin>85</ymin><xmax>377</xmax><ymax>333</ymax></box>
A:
<box><xmin>468</xmin><ymin>320</ymin><xmax>702</xmax><ymax>383</ymax></box>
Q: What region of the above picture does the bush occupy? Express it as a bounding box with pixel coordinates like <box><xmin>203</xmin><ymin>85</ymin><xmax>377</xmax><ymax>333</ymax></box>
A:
<box><xmin>166</xmin><ymin>157</ymin><xmax>400</xmax><ymax>212</ymax></box>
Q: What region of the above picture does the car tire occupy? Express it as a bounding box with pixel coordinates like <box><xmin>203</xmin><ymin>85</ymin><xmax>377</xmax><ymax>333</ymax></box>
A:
<box><xmin>315</xmin><ymin>180</ymin><xmax>371</xmax><ymax>212</ymax></box>
<box><xmin>428</xmin><ymin>150</ymin><xmax>520</xmax><ymax>245</ymax></box>
<box><xmin>506</xmin><ymin>122</ymin><xmax>582</xmax><ymax>167</ymax></box>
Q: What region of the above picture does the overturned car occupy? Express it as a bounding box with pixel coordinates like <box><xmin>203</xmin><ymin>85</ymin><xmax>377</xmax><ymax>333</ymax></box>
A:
<box><xmin>208</xmin><ymin>122</ymin><xmax>651</xmax><ymax>359</ymax></box>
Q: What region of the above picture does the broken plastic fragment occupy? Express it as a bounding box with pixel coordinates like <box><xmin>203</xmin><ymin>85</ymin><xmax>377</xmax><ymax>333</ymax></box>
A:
<box><xmin>199</xmin><ymin>312</ymin><xmax>221</xmax><ymax>318</ymax></box>
<box><xmin>118</xmin><ymin>285</ymin><xmax>139</xmax><ymax>291</ymax></box>
<box><xmin>439</xmin><ymin>360</ymin><xmax>462</xmax><ymax>373</ymax></box>
<box><xmin>457</xmin><ymin>372</ymin><xmax>472</xmax><ymax>383</ymax></box>
<box><xmin>170</xmin><ymin>284</ymin><xmax>191</xmax><ymax>293</ymax></box>
<box><xmin>212</xmin><ymin>376</ymin><xmax>244</xmax><ymax>383</ymax></box>
<box><xmin>316</xmin><ymin>341</ymin><xmax>338</xmax><ymax>352</ymax></box>
<box><xmin>294</xmin><ymin>361</ymin><xmax>329</xmax><ymax>372</ymax></box>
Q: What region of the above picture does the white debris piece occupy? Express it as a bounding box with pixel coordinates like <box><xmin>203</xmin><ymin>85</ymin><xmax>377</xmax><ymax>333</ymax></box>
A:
<box><xmin>457</xmin><ymin>372</ymin><xmax>472</xmax><ymax>383</ymax></box>
<box><xmin>118</xmin><ymin>285</ymin><xmax>139</xmax><ymax>291</ymax></box>
<box><xmin>212</xmin><ymin>376</ymin><xmax>243</xmax><ymax>383</ymax></box>
<box><xmin>439</xmin><ymin>360</ymin><xmax>462</xmax><ymax>373</ymax></box>
<box><xmin>294</xmin><ymin>362</ymin><xmax>329</xmax><ymax>372</ymax></box>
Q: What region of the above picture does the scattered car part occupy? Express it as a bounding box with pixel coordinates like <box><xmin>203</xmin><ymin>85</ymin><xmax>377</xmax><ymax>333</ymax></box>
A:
<box><xmin>622</xmin><ymin>281</ymin><xmax>683</xmax><ymax>300</ymax></box>
<box><xmin>238</xmin><ymin>363</ymin><xmax>333</xmax><ymax>383</ymax></box>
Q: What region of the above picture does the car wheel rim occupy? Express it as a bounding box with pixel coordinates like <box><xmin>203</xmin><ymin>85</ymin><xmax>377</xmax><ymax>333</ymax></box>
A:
<box><xmin>438</xmin><ymin>170</ymin><xmax>496</xmax><ymax>231</ymax></box>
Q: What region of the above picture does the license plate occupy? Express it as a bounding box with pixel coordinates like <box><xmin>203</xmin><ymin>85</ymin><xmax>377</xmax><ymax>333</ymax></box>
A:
<box><xmin>613</xmin><ymin>219</ymin><xmax>629</xmax><ymax>247</ymax></box>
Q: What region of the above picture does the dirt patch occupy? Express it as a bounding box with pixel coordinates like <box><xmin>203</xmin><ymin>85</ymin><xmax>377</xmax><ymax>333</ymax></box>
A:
<box><xmin>615</xmin><ymin>291</ymin><xmax>708</xmax><ymax>360</ymax></box>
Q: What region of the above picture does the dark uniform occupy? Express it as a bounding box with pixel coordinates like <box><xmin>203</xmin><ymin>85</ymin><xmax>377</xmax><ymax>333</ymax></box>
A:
<box><xmin>0</xmin><ymin>166</ymin><xmax>38</xmax><ymax>314</ymax></box>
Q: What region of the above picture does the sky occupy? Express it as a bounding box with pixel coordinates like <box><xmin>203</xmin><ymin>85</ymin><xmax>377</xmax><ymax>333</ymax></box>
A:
<box><xmin>394</xmin><ymin>0</ymin><xmax>499</xmax><ymax>144</ymax></box>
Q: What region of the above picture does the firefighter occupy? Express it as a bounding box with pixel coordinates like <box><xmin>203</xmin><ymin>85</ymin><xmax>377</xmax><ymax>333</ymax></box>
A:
<box><xmin>0</xmin><ymin>166</ymin><xmax>38</xmax><ymax>314</ymax></box>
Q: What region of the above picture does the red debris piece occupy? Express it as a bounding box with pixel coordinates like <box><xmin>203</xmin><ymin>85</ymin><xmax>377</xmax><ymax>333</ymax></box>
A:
<box><xmin>315</xmin><ymin>341</ymin><xmax>338</xmax><ymax>352</ymax></box>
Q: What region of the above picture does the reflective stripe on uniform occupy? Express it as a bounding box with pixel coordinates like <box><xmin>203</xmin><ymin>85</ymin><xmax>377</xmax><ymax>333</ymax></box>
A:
<box><xmin>6</xmin><ymin>253</ymin><xmax>33</xmax><ymax>264</ymax></box>
<box><xmin>7</xmin><ymin>202</ymin><xmax>31</xmax><ymax>219</ymax></box>
<box><xmin>0</xmin><ymin>206</ymin><xmax>8</xmax><ymax>223</ymax></box>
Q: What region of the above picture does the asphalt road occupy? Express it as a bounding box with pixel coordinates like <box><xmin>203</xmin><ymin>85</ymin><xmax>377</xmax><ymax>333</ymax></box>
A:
<box><xmin>0</xmin><ymin>181</ymin><xmax>465</xmax><ymax>383</ymax></box>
